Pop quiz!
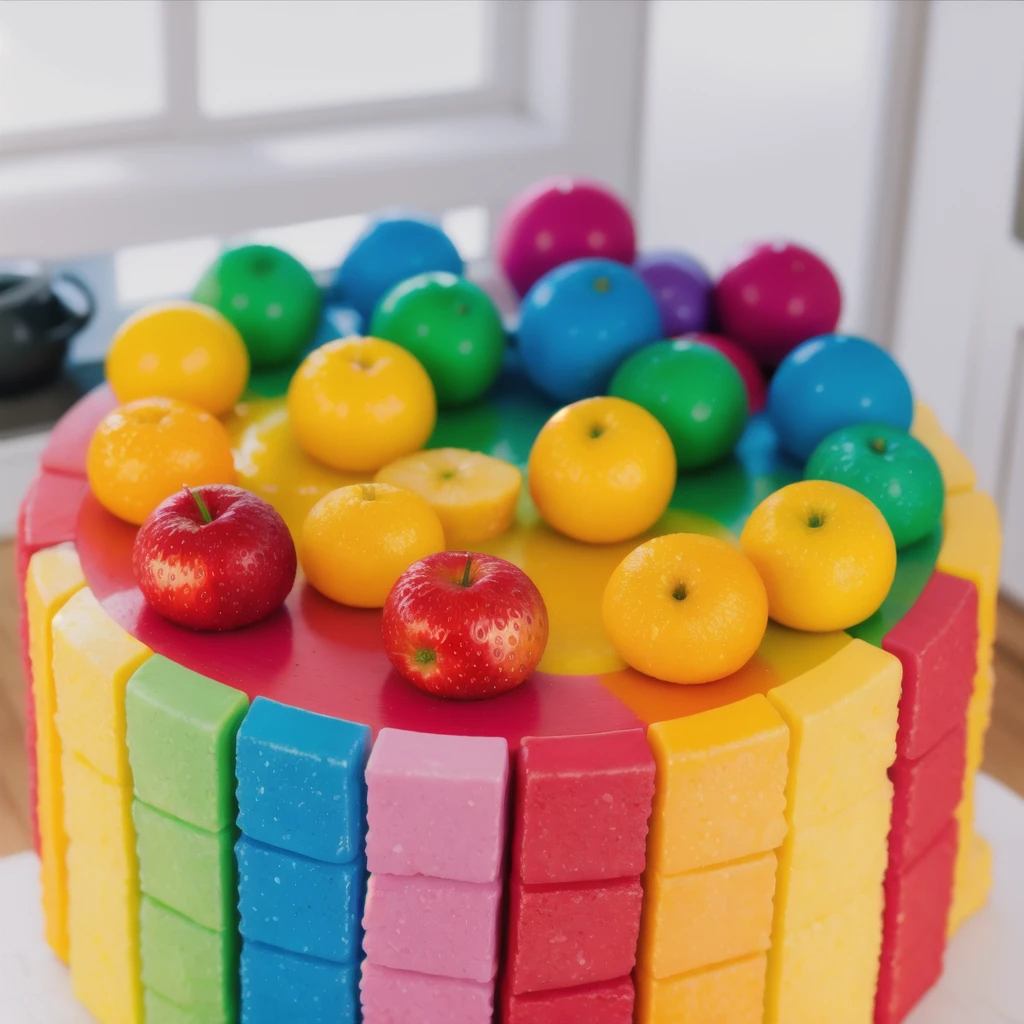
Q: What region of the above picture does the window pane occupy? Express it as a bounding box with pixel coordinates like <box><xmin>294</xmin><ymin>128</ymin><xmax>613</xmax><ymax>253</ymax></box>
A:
<box><xmin>199</xmin><ymin>0</ymin><xmax>490</xmax><ymax>119</ymax></box>
<box><xmin>0</xmin><ymin>0</ymin><xmax>163</xmax><ymax>137</ymax></box>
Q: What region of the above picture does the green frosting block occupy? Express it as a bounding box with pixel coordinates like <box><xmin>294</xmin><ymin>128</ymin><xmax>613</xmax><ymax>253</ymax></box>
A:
<box><xmin>134</xmin><ymin>800</ymin><xmax>237</xmax><ymax>932</ymax></box>
<box><xmin>140</xmin><ymin>896</ymin><xmax>238</xmax><ymax>1022</ymax></box>
<box><xmin>126</xmin><ymin>657</ymin><xmax>249</xmax><ymax>831</ymax></box>
<box><xmin>144</xmin><ymin>989</ymin><xmax>208</xmax><ymax>1024</ymax></box>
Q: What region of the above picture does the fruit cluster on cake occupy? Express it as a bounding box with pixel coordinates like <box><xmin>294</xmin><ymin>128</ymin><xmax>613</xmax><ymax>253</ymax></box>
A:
<box><xmin>17</xmin><ymin>178</ymin><xmax>1000</xmax><ymax>1024</ymax></box>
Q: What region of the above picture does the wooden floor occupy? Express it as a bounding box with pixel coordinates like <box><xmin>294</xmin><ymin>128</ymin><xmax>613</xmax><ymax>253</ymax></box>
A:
<box><xmin>1</xmin><ymin>541</ymin><xmax>1022</xmax><ymax>854</ymax></box>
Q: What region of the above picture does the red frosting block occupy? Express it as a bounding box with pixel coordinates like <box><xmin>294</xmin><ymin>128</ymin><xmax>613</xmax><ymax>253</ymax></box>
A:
<box><xmin>506</xmin><ymin>877</ymin><xmax>644</xmax><ymax>994</ymax></box>
<box><xmin>882</xmin><ymin>573</ymin><xmax>978</xmax><ymax>760</ymax></box>
<box><xmin>888</xmin><ymin>723</ymin><xmax>966</xmax><ymax>872</ymax></box>
<box><xmin>875</xmin><ymin>821</ymin><xmax>959</xmax><ymax>1024</ymax></box>
<box><xmin>514</xmin><ymin>730</ymin><xmax>655</xmax><ymax>885</ymax></box>
<box><xmin>505</xmin><ymin>977</ymin><xmax>636</xmax><ymax>1024</ymax></box>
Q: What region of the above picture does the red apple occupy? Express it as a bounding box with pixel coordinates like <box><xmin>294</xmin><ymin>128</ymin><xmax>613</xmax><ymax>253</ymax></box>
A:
<box><xmin>133</xmin><ymin>484</ymin><xmax>296</xmax><ymax>631</ymax></box>
<box><xmin>382</xmin><ymin>551</ymin><xmax>549</xmax><ymax>699</ymax></box>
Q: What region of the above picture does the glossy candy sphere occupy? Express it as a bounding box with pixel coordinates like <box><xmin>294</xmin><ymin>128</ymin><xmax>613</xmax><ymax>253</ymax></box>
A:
<box><xmin>497</xmin><ymin>178</ymin><xmax>636</xmax><ymax>297</ymax></box>
<box><xmin>686</xmin><ymin>332</ymin><xmax>767</xmax><ymax>414</ymax></box>
<box><xmin>767</xmin><ymin>334</ymin><xmax>914</xmax><ymax>462</ymax></box>
<box><xmin>370</xmin><ymin>272</ymin><xmax>505</xmax><ymax>407</ymax></box>
<box><xmin>193</xmin><ymin>245</ymin><xmax>322</xmax><ymax>370</ymax></box>
<box><xmin>287</xmin><ymin>336</ymin><xmax>437</xmax><ymax>473</ymax></box>
<box><xmin>106</xmin><ymin>301</ymin><xmax>249</xmax><ymax>416</ymax></box>
<box><xmin>716</xmin><ymin>242</ymin><xmax>841</xmax><ymax>366</ymax></box>
<box><xmin>602</xmin><ymin>533</ymin><xmax>768</xmax><ymax>684</ymax></box>
<box><xmin>517</xmin><ymin>258</ymin><xmax>661</xmax><ymax>403</ymax></box>
<box><xmin>609</xmin><ymin>339</ymin><xmax>748</xmax><ymax>471</ymax></box>
<box><xmin>334</xmin><ymin>215</ymin><xmax>463</xmax><ymax>321</ymax></box>
<box><xmin>805</xmin><ymin>424</ymin><xmax>944</xmax><ymax>549</ymax></box>
<box><xmin>634</xmin><ymin>251</ymin><xmax>713</xmax><ymax>336</ymax></box>
<box><xmin>740</xmin><ymin>479</ymin><xmax>897</xmax><ymax>632</ymax></box>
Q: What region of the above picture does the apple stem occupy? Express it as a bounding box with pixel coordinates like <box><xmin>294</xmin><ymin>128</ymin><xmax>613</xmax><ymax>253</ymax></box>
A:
<box><xmin>188</xmin><ymin>486</ymin><xmax>214</xmax><ymax>524</ymax></box>
<box><xmin>461</xmin><ymin>555</ymin><xmax>473</xmax><ymax>587</ymax></box>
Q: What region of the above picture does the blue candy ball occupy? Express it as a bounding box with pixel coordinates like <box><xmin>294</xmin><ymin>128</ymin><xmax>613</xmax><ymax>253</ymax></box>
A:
<box><xmin>334</xmin><ymin>215</ymin><xmax>463</xmax><ymax>320</ymax></box>
<box><xmin>767</xmin><ymin>334</ymin><xmax>914</xmax><ymax>461</ymax></box>
<box><xmin>517</xmin><ymin>258</ymin><xmax>662</xmax><ymax>402</ymax></box>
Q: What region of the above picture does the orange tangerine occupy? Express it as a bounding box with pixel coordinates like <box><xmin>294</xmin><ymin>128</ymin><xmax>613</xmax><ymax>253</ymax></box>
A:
<box><xmin>86</xmin><ymin>397</ymin><xmax>238</xmax><ymax>525</ymax></box>
<box><xmin>300</xmin><ymin>482</ymin><xmax>445</xmax><ymax>608</ymax></box>
<box><xmin>287</xmin><ymin>337</ymin><xmax>436</xmax><ymax>472</ymax></box>
<box><xmin>374</xmin><ymin>447</ymin><xmax>521</xmax><ymax>545</ymax></box>
<box><xmin>602</xmin><ymin>533</ymin><xmax>768</xmax><ymax>684</ymax></box>
<box><xmin>106</xmin><ymin>301</ymin><xmax>249</xmax><ymax>415</ymax></box>
<box><xmin>528</xmin><ymin>396</ymin><xmax>677</xmax><ymax>544</ymax></box>
<box><xmin>740</xmin><ymin>479</ymin><xmax>897</xmax><ymax>632</ymax></box>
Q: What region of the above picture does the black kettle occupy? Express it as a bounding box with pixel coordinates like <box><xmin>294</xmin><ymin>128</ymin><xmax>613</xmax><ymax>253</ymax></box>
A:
<box><xmin>0</xmin><ymin>261</ymin><xmax>95</xmax><ymax>396</ymax></box>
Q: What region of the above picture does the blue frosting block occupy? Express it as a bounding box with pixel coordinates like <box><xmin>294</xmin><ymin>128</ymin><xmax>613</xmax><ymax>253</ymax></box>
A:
<box><xmin>235</xmin><ymin>698</ymin><xmax>371</xmax><ymax>864</ymax></box>
<box><xmin>240</xmin><ymin>940</ymin><xmax>358</xmax><ymax>1024</ymax></box>
<box><xmin>236</xmin><ymin>835</ymin><xmax>365</xmax><ymax>963</ymax></box>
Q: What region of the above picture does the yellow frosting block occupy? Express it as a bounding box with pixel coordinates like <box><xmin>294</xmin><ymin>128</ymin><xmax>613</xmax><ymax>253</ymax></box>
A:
<box><xmin>25</xmin><ymin>543</ymin><xmax>86</xmax><ymax>962</ymax></box>
<box><xmin>766</xmin><ymin>882</ymin><xmax>885</xmax><ymax>1024</ymax></box>
<box><xmin>53</xmin><ymin>587</ymin><xmax>152</xmax><ymax>1024</ymax></box>
<box><xmin>637</xmin><ymin>696</ymin><xmax>788</xmax><ymax>1023</ymax></box>
<box><xmin>765</xmin><ymin>641</ymin><xmax>899</xmax><ymax>1024</ymax></box>
<box><xmin>773</xmin><ymin>781</ymin><xmax>893</xmax><ymax>933</ymax></box>
<box><xmin>635</xmin><ymin>952</ymin><xmax>768</xmax><ymax>1024</ymax></box>
<box><xmin>948</xmin><ymin>832</ymin><xmax>993</xmax><ymax>935</ymax></box>
<box><xmin>911</xmin><ymin>403</ymin><xmax>977</xmax><ymax>495</ymax></box>
<box><xmin>767</xmin><ymin>640</ymin><xmax>901</xmax><ymax>828</ymax></box>
<box><xmin>63</xmin><ymin>750</ymin><xmax>144</xmax><ymax>1024</ymax></box>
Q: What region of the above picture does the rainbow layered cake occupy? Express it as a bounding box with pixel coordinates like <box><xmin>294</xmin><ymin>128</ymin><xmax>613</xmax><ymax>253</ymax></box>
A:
<box><xmin>18</xmin><ymin>178</ymin><xmax>1000</xmax><ymax>1024</ymax></box>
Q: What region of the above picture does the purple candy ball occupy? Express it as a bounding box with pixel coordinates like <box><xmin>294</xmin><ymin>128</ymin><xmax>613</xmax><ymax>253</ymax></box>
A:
<box><xmin>635</xmin><ymin>251</ymin><xmax>713</xmax><ymax>337</ymax></box>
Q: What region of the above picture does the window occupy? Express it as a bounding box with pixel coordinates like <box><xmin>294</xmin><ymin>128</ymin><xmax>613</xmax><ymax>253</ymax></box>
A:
<box><xmin>0</xmin><ymin>2</ymin><xmax>648</xmax><ymax>263</ymax></box>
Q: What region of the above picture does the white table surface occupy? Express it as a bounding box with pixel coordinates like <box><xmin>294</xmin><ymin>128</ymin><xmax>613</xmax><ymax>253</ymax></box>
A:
<box><xmin>2</xmin><ymin>773</ymin><xmax>1021</xmax><ymax>1024</ymax></box>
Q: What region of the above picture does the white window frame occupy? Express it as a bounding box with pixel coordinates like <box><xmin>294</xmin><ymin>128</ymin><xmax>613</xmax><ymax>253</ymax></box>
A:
<box><xmin>0</xmin><ymin>0</ymin><xmax>650</xmax><ymax>261</ymax></box>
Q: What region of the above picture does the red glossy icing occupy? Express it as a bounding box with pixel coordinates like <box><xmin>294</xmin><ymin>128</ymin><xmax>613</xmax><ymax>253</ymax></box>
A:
<box><xmin>505</xmin><ymin>977</ymin><xmax>635</xmax><ymax>1024</ymax></box>
<box><xmin>40</xmin><ymin>384</ymin><xmax>116</xmax><ymax>477</ymax></box>
<box><xmin>75</xmin><ymin>492</ymin><xmax>640</xmax><ymax>745</ymax></box>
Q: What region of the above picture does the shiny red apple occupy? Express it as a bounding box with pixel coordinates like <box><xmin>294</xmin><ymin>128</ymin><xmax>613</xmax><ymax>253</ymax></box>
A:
<box><xmin>133</xmin><ymin>484</ymin><xmax>296</xmax><ymax>631</ymax></box>
<box><xmin>382</xmin><ymin>551</ymin><xmax>549</xmax><ymax>699</ymax></box>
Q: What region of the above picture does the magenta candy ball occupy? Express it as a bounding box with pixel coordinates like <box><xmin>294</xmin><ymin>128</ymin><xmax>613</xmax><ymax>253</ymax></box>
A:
<box><xmin>715</xmin><ymin>242</ymin><xmax>842</xmax><ymax>367</ymax></box>
<box><xmin>496</xmin><ymin>178</ymin><xmax>636</xmax><ymax>297</ymax></box>
<box><xmin>686</xmin><ymin>332</ymin><xmax>767</xmax><ymax>414</ymax></box>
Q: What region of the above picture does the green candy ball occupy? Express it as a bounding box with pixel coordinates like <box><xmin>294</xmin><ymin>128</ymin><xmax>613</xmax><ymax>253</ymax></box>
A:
<box><xmin>370</xmin><ymin>272</ymin><xmax>506</xmax><ymax>407</ymax></box>
<box><xmin>609</xmin><ymin>339</ymin><xmax>748</xmax><ymax>470</ymax></box>
<box><xmin>804</xmin><ymin>423</ymin><xmax>944</xmax><ymax>548</ymax></box>
<box><xmin>193</xmin><ymin>244</ymin><xmax>322</xmax><ymax>370</ymax></box>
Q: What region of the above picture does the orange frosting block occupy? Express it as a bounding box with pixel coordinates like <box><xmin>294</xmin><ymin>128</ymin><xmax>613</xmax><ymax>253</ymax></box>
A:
<box><xmin>910</xmin><ymin>404</ymin><xmax>977</xmax><ymax>496</ymax></box>
<box><xmin>25</xmin><ymin>543</ymin><xmax>86</xmax><ymax>962</ymax></box>
<box><xmin>52</xmin><ymin>586</ymin><xmax>152</xmax><ymax>1024</ymax></box>
<box><xmin>765</xmin><ymin>640</ymin><xmax>901</xmax><ymax>1024</ymax></box>
<box><xmin>637</xmin><ymin>695</ymin><xmax>788</xmax><ymax>1023</ymax></box>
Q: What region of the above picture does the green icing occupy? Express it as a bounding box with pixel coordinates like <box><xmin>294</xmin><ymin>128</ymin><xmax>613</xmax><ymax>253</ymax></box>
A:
<box><xmin>144</xmin><ymin>989</ymin><xmax>210</xmax><ymax>1024</ymax></box>
<box><xmin>133</xmin><ymin>801</ymin><xmax>238</xmax><ymax>933</ymax></box>
<box><xmin>126</xmin><ymin>657</ymin><xmax>248</xmax><ymax>832</ymax></box>
<box><xmin>847</xmin><ymin>527</ymin><xmax>943</xmax><ymax>646</ymax></box>
<box><xmin>140</xmin><ymin>896</ymin><xmax>238</xmax><ymax>1022</ymax></box>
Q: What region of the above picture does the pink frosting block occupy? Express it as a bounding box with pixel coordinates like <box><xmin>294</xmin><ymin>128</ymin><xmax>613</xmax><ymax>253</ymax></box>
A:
<box><xmin>360</xmin><ymin>963</ymin><xmax>493</xmax><ymax>1024</ymax></box>
<box><xmin>365</xmin><ymin>729</ymin><xmax>509</xmax><ymax>884</ymax></box>
<box><xmin>362</xmin><ymin>873</ymin><xmax>502</xmax><ymax>983</ymax></box>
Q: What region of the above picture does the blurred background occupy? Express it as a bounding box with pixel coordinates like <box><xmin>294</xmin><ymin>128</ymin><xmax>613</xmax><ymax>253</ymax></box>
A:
<box><xmin>0</xmin><ymin>0</ymin><xmax>1021</xmax><ymax>579</ymax></box>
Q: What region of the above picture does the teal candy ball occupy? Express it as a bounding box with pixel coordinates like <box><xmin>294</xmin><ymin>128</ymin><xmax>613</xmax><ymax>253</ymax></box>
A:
<box><xmin>804</xmin><ymin>424</ymin><xmax>944</xmax><ymax>548</ymax></box>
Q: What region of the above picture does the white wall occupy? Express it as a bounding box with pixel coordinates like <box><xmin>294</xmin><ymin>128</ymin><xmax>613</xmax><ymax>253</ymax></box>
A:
<box><xmin>638</xmin><ymin>0</ymin><xmax>891</xmax><ymax>336</ymax></box>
